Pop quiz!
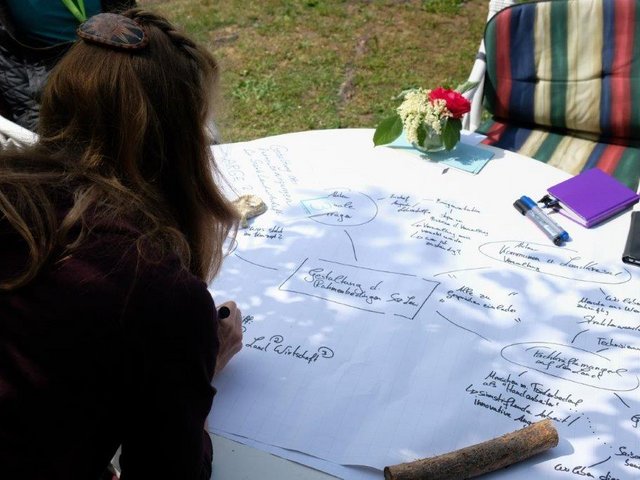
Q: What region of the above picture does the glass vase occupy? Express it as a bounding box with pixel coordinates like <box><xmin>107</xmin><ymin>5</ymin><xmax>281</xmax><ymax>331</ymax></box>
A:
<box><xmin>412</xmin><ymin>124</ymin><xmax>445</xmax><ymax>153</ymax></box>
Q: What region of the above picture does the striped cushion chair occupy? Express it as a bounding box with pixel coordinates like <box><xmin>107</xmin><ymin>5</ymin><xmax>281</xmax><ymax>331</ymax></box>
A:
<box><xmin>476</xmin><ymin>0</ymin><xmax>640</xmax><ymax>190</ymax></box>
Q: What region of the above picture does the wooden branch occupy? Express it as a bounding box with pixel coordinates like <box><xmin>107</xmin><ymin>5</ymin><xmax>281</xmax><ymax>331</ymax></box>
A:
<box><xmin>384</xmin><ymin>419</ymin><xmax>558</xmax><ymax>480</ymax></box>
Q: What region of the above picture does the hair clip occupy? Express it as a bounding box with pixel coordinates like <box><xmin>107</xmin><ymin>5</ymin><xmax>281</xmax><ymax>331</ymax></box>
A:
<box><xmin>77</xmin><ymin>13</ymin><xmax>148</xmax><ymax>50</ymax></box>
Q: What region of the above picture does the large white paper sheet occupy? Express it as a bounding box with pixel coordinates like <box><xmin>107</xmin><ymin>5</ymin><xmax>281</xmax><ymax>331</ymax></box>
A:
<box><xmin>209</xmin><ymin>129</ymin><xmax>640</xmax><ymax>479</ymax></box>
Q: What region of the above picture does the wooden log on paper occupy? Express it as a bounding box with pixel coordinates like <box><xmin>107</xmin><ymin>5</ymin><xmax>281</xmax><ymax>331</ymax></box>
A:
<box><xmin>383</xmin><ymin>419</ymin><xmax>558</xmax><ymax>480</ymax></box>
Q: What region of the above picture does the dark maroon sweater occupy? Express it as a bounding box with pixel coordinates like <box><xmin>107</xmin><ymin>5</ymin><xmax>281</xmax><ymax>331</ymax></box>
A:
<box><xmin>0</xmin><ymin>218</ymin><xmax>217</xmax><ymax>479</ymax></box>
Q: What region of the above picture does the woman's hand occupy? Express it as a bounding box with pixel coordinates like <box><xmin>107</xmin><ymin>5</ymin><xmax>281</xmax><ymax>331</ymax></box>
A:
<box><xmin>214</xmin><ymin>301</ymin><xmax>243</xmax><ymax>375</ymax></box>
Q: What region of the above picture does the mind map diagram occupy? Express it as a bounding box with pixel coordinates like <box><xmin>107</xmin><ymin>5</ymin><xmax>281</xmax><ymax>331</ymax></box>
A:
<box><xmin>211</xmin><ymin>139</ymin><xmax>640</xmax><ymax>479</ymax></box>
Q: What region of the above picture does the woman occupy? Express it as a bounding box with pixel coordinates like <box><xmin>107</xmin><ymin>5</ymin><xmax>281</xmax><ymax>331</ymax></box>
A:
<box><xmin>0</xmin><ymin>9</ymin><xmax>242</xmax><ymax>479</ymax></box>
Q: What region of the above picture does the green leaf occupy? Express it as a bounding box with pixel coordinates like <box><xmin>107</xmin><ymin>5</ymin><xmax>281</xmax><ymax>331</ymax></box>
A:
<box><xmin>441</xmin><ymin>118</ymin><xmax>462</xmax><ymax>150</ymax></box>
<box><xmin>373</xmin><ymin>115</ymin><xmax>403</xmax><ymax>146</ymax></box>
<box><xmin>394</xmin><ymin>88</ymin><xmax>418</xmax><ymax>101</ymax></box>
<box><xmin>416</xmin><ymin>123</ymin><xmax>427</xmax><ymax>147</ymax></box>
<box><xmin>454</xmin><ymin>80</ymin><xmax>479</xmax><ymax>94</ymax></box>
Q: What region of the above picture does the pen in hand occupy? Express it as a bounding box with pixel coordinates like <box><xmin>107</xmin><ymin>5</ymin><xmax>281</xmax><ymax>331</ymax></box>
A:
<box><xmin>514</xmin><ymin>196</ymin><xmax>569</xmax><ymax>246</ymax></box>
<box><xmin>215</xmin><ymin>303</ymin><xmax>243</xmax><ymax>375</ymax></box>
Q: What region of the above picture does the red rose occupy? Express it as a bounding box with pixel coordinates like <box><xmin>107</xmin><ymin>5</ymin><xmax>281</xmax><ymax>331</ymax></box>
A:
<box><xmin>428</xmin><ymin>87</ymin><xmax>471</xmax><ymax>119</ymax></box>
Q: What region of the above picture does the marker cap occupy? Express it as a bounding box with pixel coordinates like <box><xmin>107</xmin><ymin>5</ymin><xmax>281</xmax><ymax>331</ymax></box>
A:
<box><xmin>513</xmin><ymin>199</ymin><xmax>529</xmax><ymax>215</ymax></box>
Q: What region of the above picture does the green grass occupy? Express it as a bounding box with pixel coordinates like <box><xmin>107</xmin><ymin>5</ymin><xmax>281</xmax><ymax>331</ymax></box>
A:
<box><xmin>138</xmin><ymin>0</ymin><xmax>488</xmax><ymax>143</ymax></box>
<box><xmin>422</xmin><ymin>0</ymin><xmax>465</xmax><ymax>14</ymax></box>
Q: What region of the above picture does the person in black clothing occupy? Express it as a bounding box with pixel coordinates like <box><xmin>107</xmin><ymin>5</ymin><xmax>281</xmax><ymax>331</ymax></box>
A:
<box><xmin>0</xmin><ymin>0</ymin><xmax>136</xmax><ymax>130</ymax></box>
<box><xmin>0</xmin><ymin>9</ymin><xmax>242</xmax><ymax>479</ymax></box>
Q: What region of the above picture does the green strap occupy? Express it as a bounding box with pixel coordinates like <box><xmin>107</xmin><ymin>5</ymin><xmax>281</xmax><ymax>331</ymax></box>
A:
<box><xmin>60</xmin><ymin>0</ymin><xmax>87</xmax><ymax>23</ymax></box>
<box><xmin>78</xmin><ymin>0</ymin><xmax>86</xmax><ymax>19</ymax></box>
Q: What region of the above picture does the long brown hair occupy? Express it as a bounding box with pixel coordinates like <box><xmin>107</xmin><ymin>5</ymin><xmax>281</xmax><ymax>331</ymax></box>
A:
<box><xmin>0</xmin><ymin>9</ymin><xmax>238</xmax><ymax>289</ymax></box>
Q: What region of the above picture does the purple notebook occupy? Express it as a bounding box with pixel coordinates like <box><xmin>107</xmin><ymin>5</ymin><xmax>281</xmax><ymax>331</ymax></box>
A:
<box><xmin>547</xmin><ymin>168</ymin><xmax>639</xmax><ymax>228</ymax></box>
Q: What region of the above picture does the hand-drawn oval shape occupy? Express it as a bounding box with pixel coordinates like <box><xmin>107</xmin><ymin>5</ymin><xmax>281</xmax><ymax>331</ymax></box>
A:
<box><xmin>479</xmin><ymin>241</ymin><xmax>631</xmax><ymax>285</ymax></box>
<box><xmin>301</xmin><ymin>189</ymin><xmax>378</xmax><ymax>227</ymax></box>
<box><xmin>501</xmin><ymin>342</ymin><xmax>639</xmax><ymax>392</ymax></box>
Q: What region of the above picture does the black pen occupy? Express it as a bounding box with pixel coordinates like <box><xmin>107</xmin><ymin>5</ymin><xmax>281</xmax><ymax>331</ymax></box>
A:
<box><xmin>218</xmin><ymin>306</ymin><xmax>231</xmax><ymax>319</ymax></box>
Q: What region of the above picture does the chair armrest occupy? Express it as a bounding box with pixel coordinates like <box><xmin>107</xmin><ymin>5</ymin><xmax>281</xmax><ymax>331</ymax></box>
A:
<box><xmin>461</xmin><ymin>0</ymin><xmax>516</xmax><ymax>131</ymax></box>
<box><xmin>461</xmin><ymin>44</ymin><xmax>487</xmax><ymax>131</ymax></box>
<box><xmin>0</xmin><ymin>115</ymin><xmax>38</xmax><ymax>149</ymax></box>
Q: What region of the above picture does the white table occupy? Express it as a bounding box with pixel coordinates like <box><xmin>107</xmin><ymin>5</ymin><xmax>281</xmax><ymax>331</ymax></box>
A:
<box><xmin>207</xmin><ymin>129</ymin><xmax>639</xmax><ymax>480</ymax></box>
<box><xmin>211</xmin><ymin>434</ymin><xmax>337</xmax><ymax>479</ymax></box>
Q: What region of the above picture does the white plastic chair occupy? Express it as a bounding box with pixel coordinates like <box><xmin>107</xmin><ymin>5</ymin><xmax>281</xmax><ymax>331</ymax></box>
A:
<box><xmin>0</xmin><ymin>114</ymin><xmax>38</xmax><ymax>149</ymax></box>
<box><xmin>462</xmin><ymin>0</ymin><xmax>517</xmax><ymax>131</ymax></box>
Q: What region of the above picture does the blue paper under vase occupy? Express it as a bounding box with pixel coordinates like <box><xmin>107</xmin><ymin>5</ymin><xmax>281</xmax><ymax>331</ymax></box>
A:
<box><xmin>388</xmin><ymin>132</ymin><xmax>495</xmax><ymax>175</ymax></box>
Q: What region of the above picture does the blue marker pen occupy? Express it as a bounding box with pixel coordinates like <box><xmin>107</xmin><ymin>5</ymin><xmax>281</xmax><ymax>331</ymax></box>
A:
<box><xmin>514</xmin><ymin>196</ymin><xmax>569</xmax><ymax>246</ymax></box>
